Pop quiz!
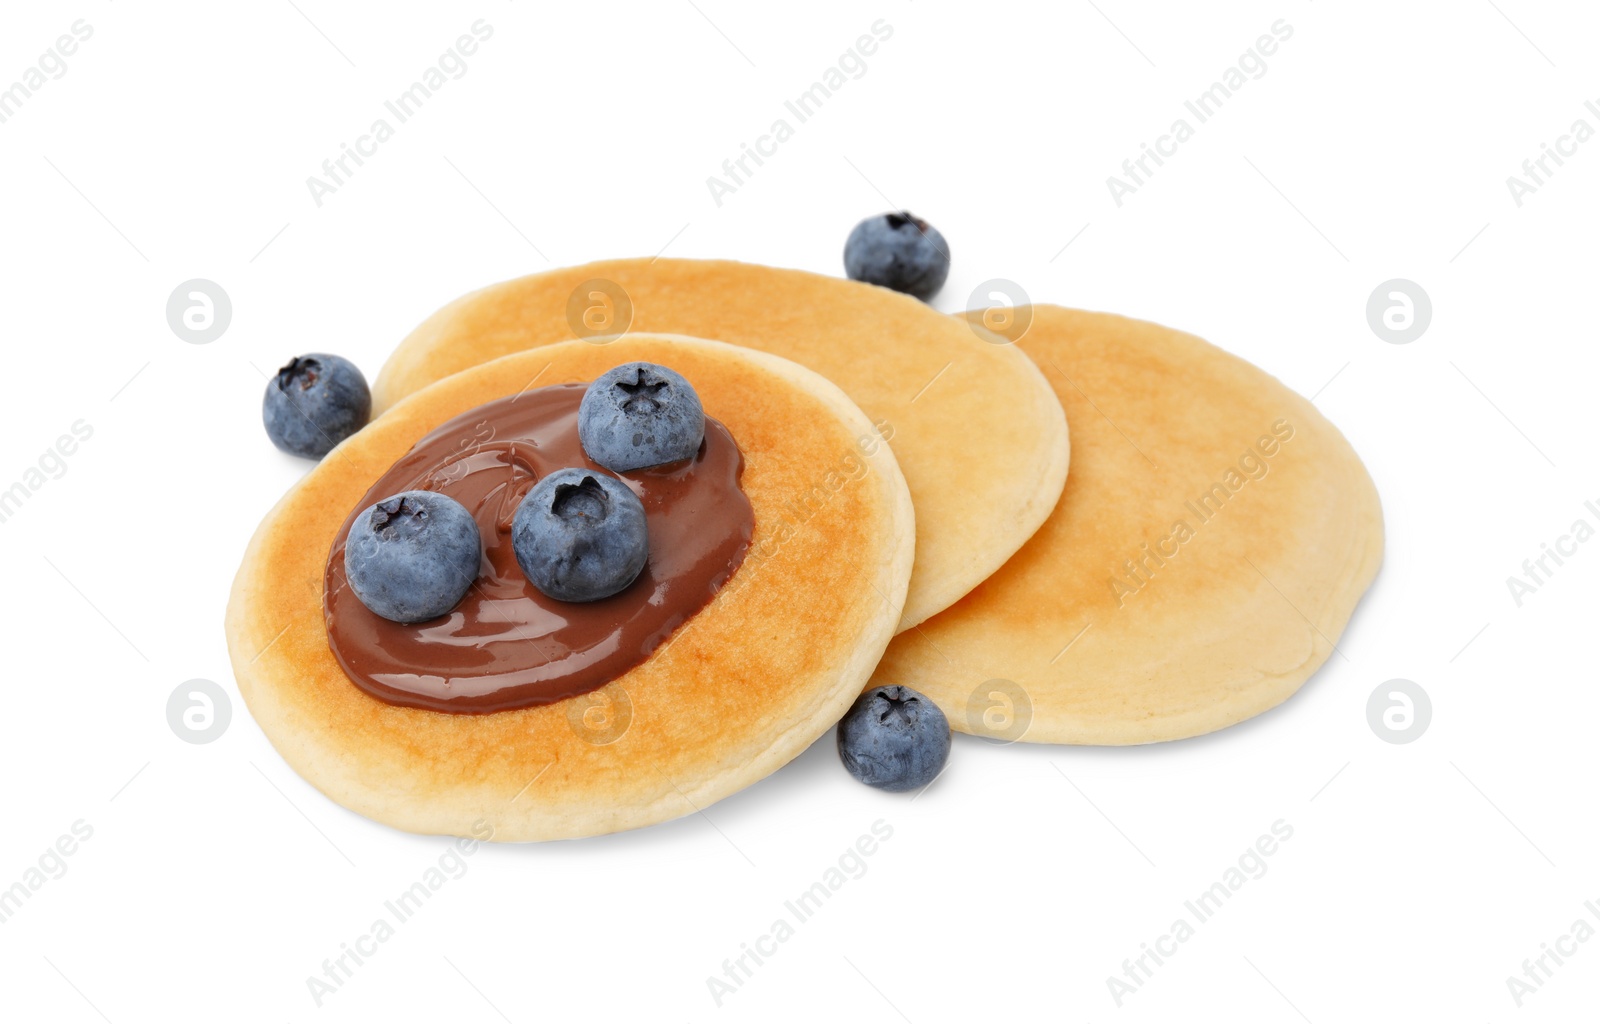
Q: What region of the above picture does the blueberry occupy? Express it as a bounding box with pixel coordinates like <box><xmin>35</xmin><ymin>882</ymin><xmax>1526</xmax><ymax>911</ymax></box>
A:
<box><xmin>262</xmin><ymin>353</ymin><xmax>371</xmax><ymax>459</ymax></box>
<box><xmin>837</xmin><ymin>685</ymin><xmax>951</xmax><ymax>792</ymax></box>
<box><xmin>577</xmin><ymin>362</ymin><xmax>704</xmax><ymax>473</ymax></box>
<box><xmin>512</xmin><ymin>468</ymin><xmax>648</xmax><ymax>602</ymax></box>
<box><xmin>345</xmin><ymin>490</ymin><xmax>481</xmax><ymax>623</ymax></box>
<box><xmin>843</xmin><ymin>211</ymin><xmax>950</xmax><ymax>301</ymax></box>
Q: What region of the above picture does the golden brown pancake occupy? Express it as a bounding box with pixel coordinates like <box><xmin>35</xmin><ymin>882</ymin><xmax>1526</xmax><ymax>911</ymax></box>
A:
<box><xmin>872</xmin><ymin>306</ymin><xmax>1383</xmax><ymax>744</ymax></box>
<box><xmin>227</xmin><ymin>335</ymin><xmax>914</xmax><ymax>840</ymax></box>
<box><xmin>370</xmin><ymin>258</ymin><xmax>1068</xmax><ymax>632</ymax></box>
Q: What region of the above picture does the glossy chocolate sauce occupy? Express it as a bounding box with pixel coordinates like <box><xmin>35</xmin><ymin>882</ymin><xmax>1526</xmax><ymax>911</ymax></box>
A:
<box><xmin>323</xmin><ymin>384</ymin><xmax>753</xmax><ymax>713</ymax></box>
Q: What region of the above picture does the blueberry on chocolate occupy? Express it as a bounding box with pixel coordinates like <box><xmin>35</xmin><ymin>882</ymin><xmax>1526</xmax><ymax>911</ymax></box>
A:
<box><xmin>577</xmin><ymin>362</ymin><xmax>705</xmax><ymax>472</ymax></box>
<box><xmin>345</xmin><ymin>490</ymin><xmax>481</xmax><ymax>622</ymax></box>
<box><xmin>512</xmin><ymin>468</ymin><xmax>649</xmax><ymax>602</ymax></box>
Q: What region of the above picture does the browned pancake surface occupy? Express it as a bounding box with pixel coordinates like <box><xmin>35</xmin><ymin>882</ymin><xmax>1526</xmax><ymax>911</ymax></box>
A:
<box><xmin>228</xmin><ymin>336</ymin><xmax>913</xmax><ymax>839</ymax></box>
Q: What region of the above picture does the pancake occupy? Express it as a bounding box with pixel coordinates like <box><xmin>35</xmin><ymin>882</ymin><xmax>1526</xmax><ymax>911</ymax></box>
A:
<box><xmin>227</xmin><ymin>335</ymin><xmax>914</xmax><ymax>840</ymax></box>
<box><xmin>872</xmin><ymin>307</ymin><xmax>1383</xmax><ymax>745</ymax></box>
<box><xmin>370</xmin><ymin>258</ymin><xmax>1068</xmax><ymax>632</ymax></box>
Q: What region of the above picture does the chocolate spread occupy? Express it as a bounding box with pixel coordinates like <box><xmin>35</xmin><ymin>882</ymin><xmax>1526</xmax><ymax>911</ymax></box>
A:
<box><xmin>323</xmin><ymin>384</ymin><xmax>753</xmax><ymax>713</ymax></box>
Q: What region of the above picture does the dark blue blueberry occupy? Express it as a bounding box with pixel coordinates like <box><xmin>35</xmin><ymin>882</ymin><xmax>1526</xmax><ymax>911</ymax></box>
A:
<box><xmin>262</xmin><ymin>353</ymin><xmax>371</xmax><ymax>459</ymax></box>
<box><xmin>512</xmin><ymin>468</ymin><xmax>648</xmax><ymax>602</ymax></box>
<box><xmin>837</xmin><ymin>685</ymin><xmax>951</xmax><ymax>793</ymax></box>
<box><xmin>345</xmin><ymin>490</ymin><xmax>481</xmax><ymax>623</ymax></box>
<box><xmin>577</xmin><ymin>362</ymin><xmax>704</xmax><ymax>473</ymax></box>
<box><xmin>843</xmin><ymin>211</ymin><xmax>951</xmax><ymax>301</ymax></box>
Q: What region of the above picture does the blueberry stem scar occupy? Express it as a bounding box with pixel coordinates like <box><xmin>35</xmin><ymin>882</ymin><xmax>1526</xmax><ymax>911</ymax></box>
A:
<box><xmin>551</xmin><ymin>475</ymin><xmax>610</xmax><ymax>520</ymax></box>
<box><xmin>614</xmin><ymin>369</ymin><xmax>669</xmax><ymax>412</ymax></box>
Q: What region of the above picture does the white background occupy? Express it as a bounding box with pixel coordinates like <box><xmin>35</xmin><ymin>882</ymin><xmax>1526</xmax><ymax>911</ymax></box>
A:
<box><xmin>0</xmin><ymin>0</ymin><xmax>1595</xmax><ymax>1019</ymax></box>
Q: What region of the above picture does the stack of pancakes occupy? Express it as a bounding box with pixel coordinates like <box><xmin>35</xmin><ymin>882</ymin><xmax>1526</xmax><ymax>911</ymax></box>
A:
<box><xmin>227</xmin><ymin>259</ymin><xmax>1381</xmax><ymax>840</ymax></box>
